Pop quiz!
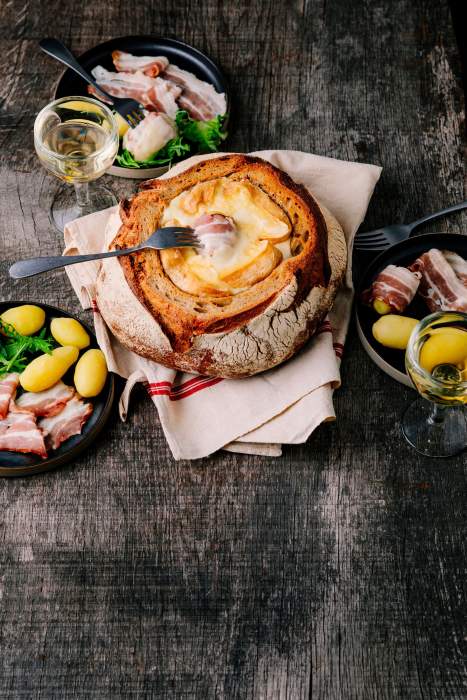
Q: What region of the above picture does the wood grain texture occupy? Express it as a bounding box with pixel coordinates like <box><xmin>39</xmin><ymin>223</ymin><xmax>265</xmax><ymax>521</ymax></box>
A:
<box><xmin>0</xmin><ymin>0</ymin><xmax>466</xmax><ymax>698</ymax></box>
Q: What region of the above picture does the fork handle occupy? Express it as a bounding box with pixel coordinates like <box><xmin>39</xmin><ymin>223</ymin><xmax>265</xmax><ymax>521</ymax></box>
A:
<box><xmin>9</xmin><ymin>247</ymin><xmax>142</xmax><ymax>279</ymax></box>
<box><xmin>39</xmin><ymin>38</ymin><xmax>115</xmax><ymax>105</ymax></box>
<box><xmin>409</xmin><ymin>200</ymin><xmax>467</xmax><ymax>231</ymax></box>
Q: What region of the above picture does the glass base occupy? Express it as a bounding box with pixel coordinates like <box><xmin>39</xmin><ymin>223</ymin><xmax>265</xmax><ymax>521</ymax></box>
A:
<box><xmin>402</xmin><ymin>397</ymin><xmax>467</xmax><ymax>457</ymax></box>
<box><xmin>50</xmin><ymin>184</ymin><xmax>117</xmax><ymax>232</ymax></box>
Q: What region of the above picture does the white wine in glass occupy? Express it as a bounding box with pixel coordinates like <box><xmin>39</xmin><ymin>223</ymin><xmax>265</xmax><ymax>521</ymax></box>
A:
<box><xmin>403</xmin><ymin>311</ymin><xmax>467</xmax><ymax>457</ymax></box>
<box><xmin>34</xmin><ymin>96</ymin><xmax>119</xmax><ymax>231</ymax></box>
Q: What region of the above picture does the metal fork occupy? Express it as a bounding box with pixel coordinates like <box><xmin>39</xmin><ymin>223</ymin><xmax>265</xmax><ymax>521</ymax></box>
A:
<box><xmin>9</xmin><ymin>227</ymin><xmax>199</xmax><ymax>279</ymax></box>
<box><xmin>354</xmin><ymin>200</ymin><xmax>467</xmax><ymax>251</ymax></box>
<box><xmin>40</xmin><ymin>38</ymin><xmax>145</xmax><ymax>128</ymax></box>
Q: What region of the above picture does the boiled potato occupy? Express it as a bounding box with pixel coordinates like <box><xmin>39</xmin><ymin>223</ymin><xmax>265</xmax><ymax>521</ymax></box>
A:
<box><xmin>20</xmin><ymin>346</ymin><xmax>79</xmax><ymax>392</ymax></box>
<box><xmin>1</xmin><ymin>305</ymin><xmax>45</xmax><ymax>336</ymax></box>
<box><xmin>373</xmin><ymin>299</ymin><xmax>391</xmax><ymax>315</ymax></box>
<box><xmin>51</xmin><ymin>317</ymin><xmax>90</xmax><ymax>349</ymax></box>
<box><xmin>74</xmin><ymin>349</ymin><xmax>108</xmax><ymax>397</ymax></box>
<box><xmin>372</xmin><ymin>315</ymin><xmax>418</xmax><ymax>350</ymax></box>
<box><xmin>419</xmin><ymin>330</ymin><xmax>467</xmax><ymax>373</ymax></box>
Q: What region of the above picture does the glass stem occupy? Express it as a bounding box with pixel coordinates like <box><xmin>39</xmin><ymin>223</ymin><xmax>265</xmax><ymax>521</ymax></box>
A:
<box><xmin>427</xmin><ymin>402</ymin><xmax>446</xmax><ymax>426</ymax></box>
<box><xmin>73</xmin><ymin>181</ymin><xmax>90</xmax><ymax>210</ymax></box>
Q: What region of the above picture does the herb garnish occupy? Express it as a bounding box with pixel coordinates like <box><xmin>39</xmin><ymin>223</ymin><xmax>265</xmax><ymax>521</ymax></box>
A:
<box><xmin>0</xmin><ymin>320</ymin><xmax>54</xmax><ymax>377</ymax></box>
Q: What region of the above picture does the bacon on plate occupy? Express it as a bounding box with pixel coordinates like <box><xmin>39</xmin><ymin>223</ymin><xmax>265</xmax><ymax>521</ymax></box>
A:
<box><xmin>0</xmin><ymin>401</ymin><xmax>47</xmax><ymax>458</ymax></box>
<box><xmin>90</xmin><ymin>66</ymin><xmax>181</xmax><ymax>117</ymax></box>
<box><xmin>112</xmin><ymin>51</ymin><xmax>169</xmax><ymax>77</ymax></box>
<box><xmin>442</xmin><ymin>250</ymin><xmax>467</xmax><ymax>286</ymax></box>
<box><xmin>39</xmin><ymin>397</ymin><xmax>93</xmax><ymax>451</ymax></box>
<box><xmin>0</xmin><ymin>373</ymin><xmax>19</xmax><ymax>420</ymax></box>
<box><xmin>16</xmin><ymin>381</ymin><xmax>75</xmax><ymax>418</ymax></box>
<box><xmin>409</xmin><ymin>248</ymin><xmax>467</xmax><ymax>312</ymax></box>
<box><xmin>362</xmin><ymin>264</ymin><xmax>421</xmax><ymax>312</ymax></box>
<box><xmin>162</xmin><ymin>64</ymin><xmax>227</xmax><ymax>120</ymax></box>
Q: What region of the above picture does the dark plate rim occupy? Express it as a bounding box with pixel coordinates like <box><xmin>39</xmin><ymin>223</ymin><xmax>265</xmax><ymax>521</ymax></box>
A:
<box><xmin>0</xmin><ymin>300</ymin><xmax>115</xmax><ymax>478</ymax></box>
<box><xmin>53</xmin><ymin>35</ymin><xmax>231</xmax><ymax>170</ymax></box>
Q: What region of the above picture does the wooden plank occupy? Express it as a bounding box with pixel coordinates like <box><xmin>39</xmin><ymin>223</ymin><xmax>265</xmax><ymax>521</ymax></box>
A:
<box><xmin>0</xmin><ymin>0</ymin><xmax>466</xmax><ymax>698</ymax></box>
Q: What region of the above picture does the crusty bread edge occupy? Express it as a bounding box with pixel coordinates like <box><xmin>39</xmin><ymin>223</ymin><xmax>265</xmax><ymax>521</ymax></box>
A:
<box><xmin>96</xmin><ymin>200</ymin><xmax>347</xmax><ymax>377</ymax></box>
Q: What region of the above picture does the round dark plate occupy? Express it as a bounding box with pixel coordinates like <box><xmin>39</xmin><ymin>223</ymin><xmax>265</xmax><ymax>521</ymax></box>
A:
<box><xmin>355</xmin><ymin>233</ymin><xmax>467</xmax><ymax>386</ymax></box>
<box><xmin>54</xmin><ymin>36</ymin><xmax>230</xmax><ymax>179</ymax></box>
<box><xmin>0</xmin><ymin>301</ymin><xmax>115</xmax><ymax>477</ymax></box>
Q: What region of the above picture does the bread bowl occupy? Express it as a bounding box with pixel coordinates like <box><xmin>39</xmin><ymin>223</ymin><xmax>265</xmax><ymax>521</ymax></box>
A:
<box><xmin>96</xmin><ymin>154</ymin><xmax>347</xmax><ymax>377</ymax></box>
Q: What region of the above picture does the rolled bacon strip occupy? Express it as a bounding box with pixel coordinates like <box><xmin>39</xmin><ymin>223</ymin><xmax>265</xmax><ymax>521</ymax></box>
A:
<box><xmin>409</xmin><ymin>248</ymin><xmax>467</xmax><ymax>312</ymax></box>
<box><xmin>362</xmin><ymin>264</ymin><xmax>421</xmax><ymax>313</ymax></box>
<box><xmin>193</xmin><ymin>213</ymin><xmax>237</xmax><ymax>257</ymax></box>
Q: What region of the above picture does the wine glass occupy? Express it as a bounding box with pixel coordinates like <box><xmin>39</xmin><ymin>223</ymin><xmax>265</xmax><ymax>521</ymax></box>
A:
<box><xmin>34</xmin><ymin>96</ymin><xmax>119</xmax><ymax>231</ymax></box>
<box><xmin>403</xmin><ymin>311</ymin><xmax>467</xmax><ymax>457</ymax></box>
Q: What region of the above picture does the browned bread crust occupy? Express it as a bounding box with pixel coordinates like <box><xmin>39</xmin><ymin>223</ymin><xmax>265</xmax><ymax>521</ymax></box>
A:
<box><xmin>112</xmin><ymin>155</ymin><xmax>330</xmax><ymax>358</ymax></box>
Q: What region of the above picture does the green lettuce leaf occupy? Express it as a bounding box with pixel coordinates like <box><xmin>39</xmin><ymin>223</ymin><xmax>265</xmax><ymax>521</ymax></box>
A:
<box><xmin>115</xmin><ymin>135</ymin><xmax>191</xmax><ymax>169</ymax></box>
<box><xmin>175</xmin><ymin>110</ymin><xmax>227</xmax><ymax>152</ymax></box>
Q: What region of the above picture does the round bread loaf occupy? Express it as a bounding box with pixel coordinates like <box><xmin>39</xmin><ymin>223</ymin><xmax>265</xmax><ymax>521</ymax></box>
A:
<box><xmin>96</xmin><ymin>154</ymin><xmax>347</xmax><ymax>377</ymax></box>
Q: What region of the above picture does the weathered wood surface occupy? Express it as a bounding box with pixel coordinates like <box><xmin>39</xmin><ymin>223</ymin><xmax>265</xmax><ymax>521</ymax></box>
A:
<box><xmin>0</xmin><ymin>1</ymin><xmax>466</xmax><ymax>698</ymax></box>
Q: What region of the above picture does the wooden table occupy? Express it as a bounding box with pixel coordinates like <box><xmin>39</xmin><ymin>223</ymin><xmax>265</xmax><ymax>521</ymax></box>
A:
<box><xmin>0</xmin><ymin>1</ymin><xmax>466</xmax><ymax>697</ymax></box>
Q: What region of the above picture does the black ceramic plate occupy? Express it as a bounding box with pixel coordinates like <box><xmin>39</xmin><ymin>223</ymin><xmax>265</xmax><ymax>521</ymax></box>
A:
<box><xmin>0</xmin><ymin>301</ymin><xmax>115</xmax><ymax>477</ymax></box>
<box><xmin>54</xmin><ymin>36</ymin><xmax>230</xmax><ymax>179</ymax></box>
<box><xmin>355</xmin><ymin>233</ymin><xmax>467</xmax><ymax>386</ymax></box>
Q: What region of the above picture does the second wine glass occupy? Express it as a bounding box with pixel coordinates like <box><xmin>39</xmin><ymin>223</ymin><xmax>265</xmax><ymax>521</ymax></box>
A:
<box><xmin>403</xmin><ymin>311</ymin><xmax>467</xmax><ymax>457</ymax></box>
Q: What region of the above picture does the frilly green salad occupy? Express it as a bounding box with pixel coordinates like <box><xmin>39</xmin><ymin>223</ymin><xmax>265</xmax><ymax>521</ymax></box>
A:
<box><xmin>87</xmin><ymin>51</ymin><xmax>228</xmax><ymax>169</ymax></box>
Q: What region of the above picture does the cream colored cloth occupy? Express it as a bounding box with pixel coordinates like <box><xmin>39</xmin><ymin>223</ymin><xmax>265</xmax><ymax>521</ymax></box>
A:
<box><xmin>64</xmin><ymin>150</ymin><xmax>381</xmax><ymax>459</ymax></box>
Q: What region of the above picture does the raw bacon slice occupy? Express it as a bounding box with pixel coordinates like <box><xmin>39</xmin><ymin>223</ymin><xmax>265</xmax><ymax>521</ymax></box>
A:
<box><xmin>16</xmin><ymin>381</ymin><xmax>75</xmax><ymax>418</ymax></box>
<box><xmin>112</xmin><ymin>51</ymin><xmax>169</xmax><ymax>77</ymax></box>
<box><xmin>162</xmin><ymin>64</ymin><xmax>227</xmax><ymax>120</ymax></box>
<box><xmin>442</xmin><ymin>250</ymin><xmax>467</xmax><ymax>286</ymax></box>
<box><xmin>362</xmin><ymin>264</ymin><xmax>421</xmax><ymax>312</ymax></box>
<box><xmin>410</xmin><ymin>249</ymin><xmax>467</xmax><ymax>312</ymax></box>
<box><xmin>90</xmin><ymin>66</ymin><xmax>181</xmax><ymax>117</ymax></box>
<box><xmin>39</xmin><ymin>397</ymin><xmax>93</xmax><ymax>451</ymax></box>
<box><xmin>0</xmin><ymin>401</ymin><xmax>47</xmax><ymax>458</ymax></box>
<box><xmin>0</xmin><ymin>373</ymin><xmax>19</xmax><ymax>420</ymax></box>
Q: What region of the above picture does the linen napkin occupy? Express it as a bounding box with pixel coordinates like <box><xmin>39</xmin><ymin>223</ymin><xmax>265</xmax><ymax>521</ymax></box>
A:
<box><xmin>64</xmin><ymin>150</ymin><xmax>381</xmax><ymax>459</ymax></box>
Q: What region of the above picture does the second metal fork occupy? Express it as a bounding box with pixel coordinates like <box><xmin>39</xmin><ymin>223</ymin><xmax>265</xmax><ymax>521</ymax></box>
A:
<box><xmin>9</xmin><ymin>227</ymin><xmax>199</xmax><ymax>279</ymax></box>
<box><xmin>354</xmin><ymin>200</ymin><xmax>467</xmax><ymax>251</ymax></box>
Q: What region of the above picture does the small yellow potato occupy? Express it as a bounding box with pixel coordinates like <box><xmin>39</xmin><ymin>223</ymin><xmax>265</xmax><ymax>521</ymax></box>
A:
<box><xmin>1</xmin><ymin>305</ymin><xmax>45</xmax><ymax>336</ymax></box>
<box><xmin>51</xmin><ymin>317</ymin><xmax>90</xmax><ymax>349</ymax></box>
<box><xmin>373</xmin><ymin>299</ymin><xmax>392</xmax><ymax>315</ymax></box>
<box><xmin>372</xmin><ymin>315</ymin><xmax>418</xmax><ymax>350</ymax></box>
<box><xmin>419</xmin><ymin>330</ymin><xmax>467</xmax><ymax>373</ymax></box>
<box><xmin>74</xmin><ymin>349</ymin><xmax>108</xmax><ymax>397</ymax></box>
<box><xmin>20</xmin><ymin>346</ymin><xmax>79</xmax><ymax>392</ymax></box>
